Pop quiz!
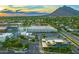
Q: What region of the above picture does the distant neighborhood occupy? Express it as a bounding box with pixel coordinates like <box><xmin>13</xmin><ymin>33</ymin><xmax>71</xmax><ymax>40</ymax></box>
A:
<box><xmin>0</xmin><ymin>5</ymin><xmax>79</xmax><ymax>54</ymax></box>
<box><xmin>0</xmin><ymin>21</ymin><xmax>75</xmax><ymax>54</ymax></box>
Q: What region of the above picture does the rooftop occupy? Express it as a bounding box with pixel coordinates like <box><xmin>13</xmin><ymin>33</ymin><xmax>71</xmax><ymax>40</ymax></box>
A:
<box><xmin>27</xmin><ymin>26</ymin><xmax>57</xmax><ymax>32</ymax></box>
<box><xmin>42</xmin><ymin>42</ymin><xmax>48</xmax><ymax>47</ymax></box>
<box><xmin>53</xmin><ymin>39</ymin><xmax>64</xmax><ymax>43</ymax></box>
<box><xmin>0</xmin><ymin>27</ymin><xmax>7</xmax><ymax>30</ymax></box>
<box><xmin>0</xmin><ymin>33</ymin><xmax>13</xmax><ymax>37</ymax></box>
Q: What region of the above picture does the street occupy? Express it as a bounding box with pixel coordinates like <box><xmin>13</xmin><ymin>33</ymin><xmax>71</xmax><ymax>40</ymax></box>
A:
<box><xmin>60</xmin><ymin>28</ymin><xmax>79</xmax><ymax>53</ymax></box>
<box><xmin>26</xmin><ymin>34</ymin><xmax>40</xmax><ymax>54</ymax></box>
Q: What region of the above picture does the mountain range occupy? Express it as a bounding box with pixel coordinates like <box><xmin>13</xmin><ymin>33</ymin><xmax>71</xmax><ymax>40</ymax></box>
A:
<box><xmin>0</xmin><ymin>6</ymin><xmax>79</xmax><ymax>16</ymax></box>
<box><xmin>0</xmin><ymin>9</ymin><xmax>48</xmax><ymax>16</ymax></box>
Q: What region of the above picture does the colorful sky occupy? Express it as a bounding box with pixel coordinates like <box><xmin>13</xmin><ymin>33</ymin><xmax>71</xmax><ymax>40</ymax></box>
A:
<box><xmin>0</xmin><ymin>5</ymin><xmax>62</xmax><ymax>13</ymax></box>
<box><xmin>0</xmin><ymin>5</ymin><xmax>79</xmax><ymax>16</ymax></box>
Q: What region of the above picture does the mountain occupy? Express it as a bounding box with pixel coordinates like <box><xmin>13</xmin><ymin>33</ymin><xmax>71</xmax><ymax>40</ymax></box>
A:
<box><xmin>1</xmin><ymin>5</ymin><xmax>79</xmax><ymax>16</ymax></box>
<box><xmin>49</xmin><ymin>6</ymin><xmax>79</xmax><ymax>16</ymax></box>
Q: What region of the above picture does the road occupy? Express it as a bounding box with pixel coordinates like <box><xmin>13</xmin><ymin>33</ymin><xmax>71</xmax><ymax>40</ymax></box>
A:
<box><xmin>60</xmin><ymin>28</ymin><xmax>79</xmax><ymax>53</ymax></box>
<box><xmin>26</xmin><ymin>34</ymin><xmax>40</xmax><ymax>54</ymax></box>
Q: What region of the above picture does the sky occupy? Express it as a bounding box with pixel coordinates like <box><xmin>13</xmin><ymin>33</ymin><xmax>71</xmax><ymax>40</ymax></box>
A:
<box><xmin>0</xmin><ymin>5</ymin><xmax>79</xmax><ymax>13</ymax></box>
<box><xmin>0</xmin><ymin>5</ymin><xmax>62</xmax><ymax>13</ymax></box>
<box><xmin>0</xmin><ymin>5</ymin><xmax>79</xmax><ymax>16</ymax></box>
<box><xmin>68</xmin><ymin>5</ymin><xmax>79</xmax><ymax>11</ymax></box>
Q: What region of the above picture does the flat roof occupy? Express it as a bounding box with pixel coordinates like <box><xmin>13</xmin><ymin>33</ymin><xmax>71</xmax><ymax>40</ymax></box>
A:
<box><xmin>46</xmin><ymin>40</ymin><xmax>55</xmax><ymax>44</ymax></box>
<box><xmin>45</xmin><ymin>38</ymin><xmax>64</xmax><ymax>43</ymax></box>
<box><xmin>27</xmin><ymin>26</ymin><xmax>57</xmax><ymax>32</ymax></box>
<box><xmin>0</xmin><ymin>27</ymin><xmax>7</xmax><ymax>30</ymax></box>
<box><xmin>0</xmin><ymin>33</ymin><xmax>13</xmax><ymax>37</ymax></box>
<box><xmin>42</xmin><ymin>39</ymin><xmax>46</xmax><ymax>41</ymax></box>
<box><xmin>42</xmin><ymin>42</ymin><xmax>48</xmax><ymax>47</ymax></box>
<box><xmin>0</xmin><ymin>23</ymin><xmax>22</xmax><ymax>24</ymax></box>
<box><xmin>28</xmin><ymin>26</ymin><xmax>56</xmax><ymax>30</ymax></box>
<box><xmin>53</xmin><ymin>39</ymin><xmax>64</xmax><ymax>42</ymax></box>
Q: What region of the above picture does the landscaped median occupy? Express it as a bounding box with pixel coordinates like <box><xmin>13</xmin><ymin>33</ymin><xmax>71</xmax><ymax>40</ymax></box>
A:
<box><xmin>71</xmin><ymin>32</ymin><xmax>79</xmax><ymax>37</ymax></box>
<box><xmin>60</xmin><ymin>31</ymin><xmax>79</xmax><ymax>46</ymax></box>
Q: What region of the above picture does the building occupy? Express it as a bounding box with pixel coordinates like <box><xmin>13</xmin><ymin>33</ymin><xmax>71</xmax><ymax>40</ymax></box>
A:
<box><xmin>42</xmin><ymin>37</ymin><xmax>67</xmax><ymax>48</ymax></box>
<box><xmin>0</xmin><ymin>23</ymin><xmax>22</xmax><ymax>42</ymax></box>
<box><xmin>0</xmin><ymin>23</ymin><xmax>22</xmax><ymax>26</ymax></box>
<box><xmin>0</xmin><ymin>27</ymin><xmax>7</xmax><ymax>33</ymax></box>
<box><xmin>46</xmin><ymin>40</ymin><xmax>55</xmax><ymax>45</ymax></box>
<box><xmin>0</xmin><ymin>22</ymin><xmax>22</xmax><ymax>34</ymax></box>
<box><xmin>6</xmin><ymin>26</ymin><xmax>20</xmax><ymax>37</ymax></box>
<box><xmin>19</xmin><ymin>27</ymin><xmax>27</xmax><ymax>32</ymax></box>
<box><xmin>42</xmin><ymin>41</ymin><xmax>48</xmax><ymax>48</ymax></box>
<box><xmin>46</xmin><ymin>38</ymin><xmax>66</xmax><ymax>45</ymax></box>
<box><xmin>53</xmin><ymin>39</ymin><xmax>65</xmax><ymax>44</ymax></box>
<box><xmin>27</xmin><ymin>26</ymin><xmax>58</xmax><ymax>33</ymax></box>
<box><xmin>6</xmin><ymin>26</ymin><xmax>18</xmax><ymax>33</ymax></box>
<box><xmin>0</xmin><ymin>33</ymin><xmax>13</xmax><ymax>42</ymax></box>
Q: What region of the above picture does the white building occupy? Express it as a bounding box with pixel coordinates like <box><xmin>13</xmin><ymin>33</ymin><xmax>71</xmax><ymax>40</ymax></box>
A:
<box><xmin>42</xmin><ymin>42</ymin><xmax>48</xmax><ymax>48</ymax></box>
<box><xmin>0</xmin><ymin>33</ymin><xmax>13</xmax><ymax>42</ymax></box>
<box><xmin>53</xmin><ymin>38</ymin><xmax>64</xmax><ymax>43</ymax></box>
<box><xmin>42</xmin><ymin>37</ymin><xmax>66</xmax><ymax>48</ymax></box>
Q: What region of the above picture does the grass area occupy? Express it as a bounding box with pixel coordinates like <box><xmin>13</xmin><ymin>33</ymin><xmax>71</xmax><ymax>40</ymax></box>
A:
<box><xmin>1</xmin><ymin>35</ymin><xmax>29</xmax><ymax>51</ymax></box>
<box><xmin>43</xmin><ymin>45</ymin><xmax>73</xmax><ymax>54</ymax></box>
<box><xmin>71</xmin><ymin>32</ymin><xmax>79</xmax><ymax>37</ymax></box>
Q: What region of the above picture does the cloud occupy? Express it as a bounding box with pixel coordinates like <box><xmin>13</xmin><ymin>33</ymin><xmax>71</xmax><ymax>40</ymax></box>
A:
<box><xmin>24</xmin><ymin>6</ymin><xmax>45</xmax><ymax>9</ymax></box>
<box><xmin>0</xmin><ymin>5</ymin><xmax>61</xmax><ymax>13</ymax></box>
